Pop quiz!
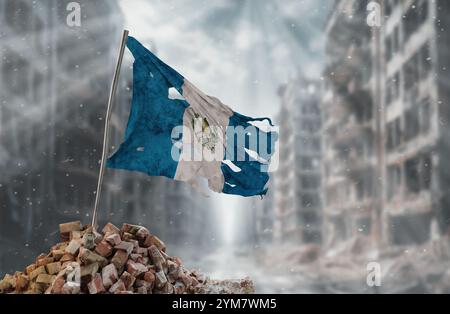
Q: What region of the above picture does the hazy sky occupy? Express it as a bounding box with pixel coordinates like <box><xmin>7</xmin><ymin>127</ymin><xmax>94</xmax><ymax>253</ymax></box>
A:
<box><xmin>119</xmin><ymin>0</ymin><xmax>332</xmax><ymax>242</ymax></box>
<box><xmin>119</xmin><ymin>0</ymin><xmax>331</xmax><ymax>118</ymax></box>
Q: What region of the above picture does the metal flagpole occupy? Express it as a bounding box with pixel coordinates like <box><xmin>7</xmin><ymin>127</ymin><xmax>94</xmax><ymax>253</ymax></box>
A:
<box><xmin>91</xmin><ymin>29</ymin><xmax>129</xmax><ymax>229</ymax></box>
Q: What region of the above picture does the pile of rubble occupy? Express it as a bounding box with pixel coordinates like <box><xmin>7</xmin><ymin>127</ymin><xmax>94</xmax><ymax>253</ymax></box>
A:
<box><xmin>0</xmin><ymin>221</ymin><xmax>254</xmax><ymax>294</ymax></box>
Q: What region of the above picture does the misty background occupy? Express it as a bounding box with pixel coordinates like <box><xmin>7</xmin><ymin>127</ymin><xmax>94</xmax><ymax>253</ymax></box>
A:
<box><xmin>2</xmin><ymin>0</ymin><xmax>450</xmax><ymax>294</ymax></box>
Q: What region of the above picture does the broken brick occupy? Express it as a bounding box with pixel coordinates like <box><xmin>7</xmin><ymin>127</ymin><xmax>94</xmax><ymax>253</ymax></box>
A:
<box><xmin>0</xmin><ymin>274</ymin><xmax>14</xmax><ymax>294</ymax></box>
<box><xmin>121</xmin><ymin>232</ymin><xmax>134</xmax><ymax>241</ymax></box>
<box><xmin>120</xmin><ymin>271</ymin><xmax>136</xmax><ymax>290</ymax></box>
<box><xmin>65</xmin><ymin>239</ymin><xmax>82</xmax><ymax>255</ymax></box>
<box><xmin>101</xmin><ymin>264</ymin><xmax>118</xmax><ymax>289</ymax></box>
<box><xmin>95</xmin><ymin>240</ymin><xmax>113</xmax><ymax>257</ymax></box>
<box><xmin>50</xmin><ymin>276</ymin><xmax>65</xmax><ymax>294</ymax></box>
<box><xmin>111</xmin><ymin>250</ymin><xmax>128</xmax><ymax>270</ymax></box>
<box><xmin>137</xmin><ymin>256</ymin><xmax>149</xmax><ymax>265</ymax></box>
<box><xmin>25</xmin><ymin>264</ymin><xmax>36</xmax><ymax>276</ymax></box>
<box><xmin>36</xmin><ymin>256</ymin><xmax>54</xmax><ymax>267</ymax></box>
<box><xmin>29</xmin><ymin>266</ymin><xmax>47</xmax><ymax>281</ymax></box>
<box><xmin>59</xmin><ymin>221</ymin><xmax>82</xmax><ymax>241</ymax></box>
<box><xmin>45</xmin><ymin>262</ymin><xmax>61</xmax><ymax>275</ymax></box>
<box><xmin>14</xmin><ymin>273</ymin><xmax>29</xmax><ymax>292</ymax></box>
<box><xmin>115</xmin><ymin>241</ymin><xmax>134</xmax><ymax>255</ymax></box>
<box><xmin>135</xmin><ymin>227</ymin><xmax>150</xmax><ymax>242</ymax></box>
<box><xmin>62</xmin><ymin>281</ymin><xmax>80</xmax><ymax>294</ymax></box>
<box><xmin>51</xmin><ymin>250</ymin><xmax>64</xmax><ymax>261</ymax></box>
<box><xmin>36</xmin><ymin>274</ymin><xmax>55</xmax><ymax>285</ymax></box>
<box><xmin>105</xmin><ymin>233</ymin><xmax>121</xmax><ymax>246</ymax></box>
<box><xmin>102</xmin><ymin>222</ymin><xmax>120</xmax><ymax>235</ymax></box>
<box><xmin>70</xmin><ymin>230</ymin><xmax>82</xmax><ymax>240</ymax></box>
<box><xmin>148</xmin><ymin>245</ymin><xmax>165</xmax><ymax>271</ymax></box>
<box><xmin>109</xmin><ymin>280</ymin><xmax>126</xmax><ymax>294</ymax></box>
<box><xmin>126</xmin><ymin>260</ymin><xmax>147</xmax><ymax>277</ymax></box>
<box><xmin>133</xmin><ymin>246</ymin><xmax>148</xmax><ymax>256</ymax></box>
<box><xmin>78</xmin><ymin>247</ymin><xmax>107</xmax><ymax>267</ymax></box>
<box><xmin>1</xmin><ymin>221</ymin><xmax>250</xmax><ymax>295</ymax></box>
<box><xmin>87</xmin><ymin>273</ymin><xmax>105</xmax><ymax>294</ymax></box>
<box><xmin>81</xmin><ymin>262</ymin><xmax>99</xmax><ymax>278</ymax></box>
<box><xmin>155</xmin><ymin>270</ymin><xmax>167</xmax><ymax>289</ymax></box>
<box><xmin>143</xmin><ymin>235</ymin><xmax>166</xmax><ymax>252</ymax></box>
<box><xmin>121</xmin><ymin>223</ymin><xmax>141</xmax><ymax>235</ymax></box>
<box><xmin>60</xmin><ymin>254</ymin><xmax>75</xmax><ymax>263</ymax></box>
<box><xmin>59</xmin><ymin>221</ymin><xmax>82</xmax><ymax>233</ymax></box>
<box><xmin>143</xmin><ymin>271</ymin><xmax>155</xmax><ymax>288</ymax></box>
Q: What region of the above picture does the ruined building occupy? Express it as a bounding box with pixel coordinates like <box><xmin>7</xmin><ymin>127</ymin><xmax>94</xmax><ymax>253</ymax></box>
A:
<box><xmin>321</xmin><ymin>0</ymin><xmax>450</xmax><ymax>249</ymax></box>
<box><xmin>321</xmin><ymin>0</ymin><xmax>376</xmax><ymax>247</ymax></box>
<box><xmin>274</xmin><ymin>76</ymin><xmax>322</xmax><ymax>245</ymax></box>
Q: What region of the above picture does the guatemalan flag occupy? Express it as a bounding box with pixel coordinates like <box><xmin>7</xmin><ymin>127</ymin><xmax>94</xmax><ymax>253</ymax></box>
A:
<box><xmin>107</xmin><ymin>36</ymin><xmax>278</xmax><ymax>197</ymax></box>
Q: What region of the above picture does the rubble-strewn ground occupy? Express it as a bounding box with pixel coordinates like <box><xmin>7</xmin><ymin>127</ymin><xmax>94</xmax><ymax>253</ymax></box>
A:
<box><xmin>248</xmin><ymin>236</ymin><xmax>450</xmax><ymax>294</ymax></box>
<box><xmin>0</xmin><ymin>221</ymin><xmax>254</xmax><ymax>294</ymax></box>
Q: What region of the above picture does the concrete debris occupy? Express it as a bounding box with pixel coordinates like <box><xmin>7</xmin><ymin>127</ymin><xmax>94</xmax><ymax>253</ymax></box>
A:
<box><xmin>0</xmin><ymin>221</ymin><xmax>254</xmax><ymax>294</ymax></box>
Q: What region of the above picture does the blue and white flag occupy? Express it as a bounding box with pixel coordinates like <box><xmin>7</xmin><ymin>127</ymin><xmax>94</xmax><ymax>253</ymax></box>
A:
<box><xmin>107</xmin><ymin>36</ymin><xmax>277</xmax><ymax>197</ymax></box>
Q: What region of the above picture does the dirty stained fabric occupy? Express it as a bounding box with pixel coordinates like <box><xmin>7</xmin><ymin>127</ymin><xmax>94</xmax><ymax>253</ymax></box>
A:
<box><xmin>107</xmin><ymin>36</ymin><xmax>277</xmax><ymax>197</ymax></box>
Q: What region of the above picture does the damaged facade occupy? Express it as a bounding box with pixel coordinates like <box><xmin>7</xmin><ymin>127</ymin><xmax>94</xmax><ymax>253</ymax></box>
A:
<box><xmin>321</xmin><ymin>0</ymin><xmax>450</xmax><ymax>249</ymax></box>
<box><xmin>274</xmin><ymin>76</ymin><xmax>323</xmax><ymax>245</ymax></box>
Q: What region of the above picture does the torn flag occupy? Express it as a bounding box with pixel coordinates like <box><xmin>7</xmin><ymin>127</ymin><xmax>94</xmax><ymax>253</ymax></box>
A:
<box><xmin>107</xmin><ymin>36</ymin><xmax>278</xmax><ymax>197</ymax></box>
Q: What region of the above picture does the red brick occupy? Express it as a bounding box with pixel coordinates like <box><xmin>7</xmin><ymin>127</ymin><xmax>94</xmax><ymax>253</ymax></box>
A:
<box><xmin>51</xmin><ymin>250</ymin><xmax>64</xmax><ymax>261</ymax></box>
<box><xmin>137</xmin><ymin>256</ymin><xmax>149</xmax><ymax>265</ymax></box>
<box><xmin>101</xmin><ymin>264</ymin><xmax>118</xmax><ymax>289</ymax></box>
<box><xmin>155</xmin><ymin>270</ymin><xmax>167</xmax><ymax>289</ymax></box>
<box><xmin>115</xmin><ymin>241</ymin><xmax>134</xmax><ymax>255</ymax></box>
<box><xmin>121</xmin><ymin>232</ymin><xmax>134</xmax><ymax>241</ymax></box>
<box><xmin>51</xmin><ymin>276</ymin><xmax>65</xmax><ymax>294</ymax></box>
<box><xmin>105</xmin><ymin>233</ymin><xmax>121</xmax><ymax>246</ymax></box>
<box><xmin>102</xmin><ymin>222</ymin><xmax>120</xmax><ymax>235</ymax></box>
<box><xmin>95</xmin><ymin>240</ymin><xmax>113</xmax><ymax>257</ymax></box>
<box><xmin>143</xmin><ymin>235</ymin><xmax>166</xmax><ymax>252</ymax></box>
<box><xmin>59</xmin><ymin>221</ymin><xmax>82</xmax><ymax>241</ymax></box>
<box><xmin>65</xmin><ymin>239</ymin><xmax>82</xmax><ymax>255</ymax></box>
<box><xmin>167</xmin><ymin>267</ymin><xmax>181</xmax><ymax>283</ymax></box>
<box><xmin>120</xmin><ymin>271</ymin><xmax>136</xmax><ymax>290</ymax></box>
<box><xmin>25</xmin><ymin>264</ymin><xmax>36</xmax><ymax>276</ymax></box>
<box><xmin>14</xmin><ymin>273</ymin><xmax>29</xmax><ymax>292</ymax></box>
<box><xmin>45</xmin><ymin>262</ymin><xmax>61</xmax><ymax>275</ymax></box>
<box><xmin>36</xmin><ymin>256</ymin><xmax>55</xmax><ymax>267</ymax></box>
<box><xmin>133</xmin><ymin>247</ymin><xmax>148</xmax><ymax>256</ymax></box>
<box><xmin>29</xmin><ymin>266</ymin><xmax>46</xmax><ymax>280</ymax></box>
<box><xmin>135</xmin><ymin>227</ymin><xmax>150</xmax><ymax>242</ymax></box>
<box><xmin>126</xmin><ymin>260</ymin><xmax>147</xmax><ymax>277</ymax></box>
<box><xmin>148</xmin><ymin>245</ymin><xmax>165</xmax><ymax>271</ymax></box>
<box><xmin>111</xmin><ymin>250</ymin><xmax>128</xmax><ymax>270</ymax></box>
<box><xmin>109</xmin><ymin>280</ymin><xmax>126</xmax><ymax>293</ymax></box>
<box><xmin>80</xmin><ymin>262</ymin><xmax>99</xmax><ymax>278</ymax></box>
<box><xmin>60</xmin><ymin>254</ymin><xmax>75</xmax><ymax>263</ymax></box>
<box><xmin>143</xmin><ymin>271</ymin><xmax>155</xmax><ymax>290</ymax></box>
<box><xmin>87</xmin><ymin>273</ymin><xmax>105</xmax><ymax>294</ymax></box>
<box><xmin>121</xmin><ymin>223</ymin><xmax>142</xmax><ymax>235</ymax></box>
<box><xmin>78</xmin><ymin>247</ymin><xmax>108</xmax><ymax>267</ymax></box>
<box><xmin>36</xmin><ymin>274</ymin><xmax>56</xmax><ymax>285</ymax></box>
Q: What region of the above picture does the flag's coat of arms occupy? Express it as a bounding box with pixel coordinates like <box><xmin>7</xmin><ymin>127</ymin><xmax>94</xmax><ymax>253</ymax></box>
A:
<box><xmin>107</xmin><ymin>36</ymin><xmax>277</xmax><ymax>197</ymax></box>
